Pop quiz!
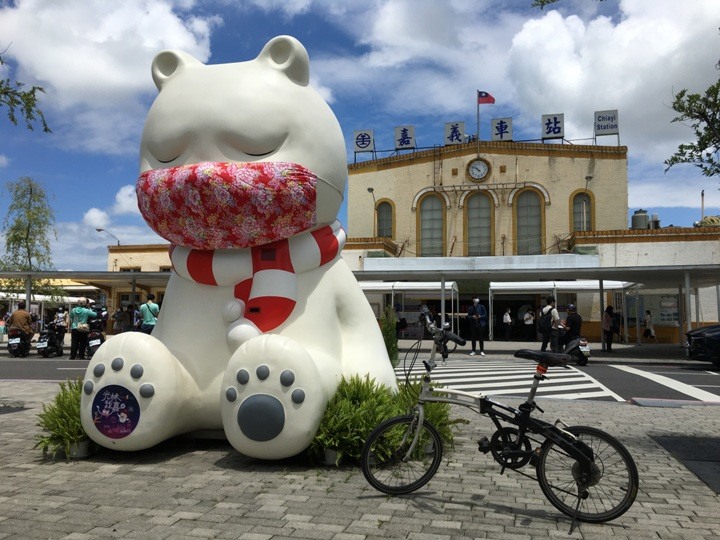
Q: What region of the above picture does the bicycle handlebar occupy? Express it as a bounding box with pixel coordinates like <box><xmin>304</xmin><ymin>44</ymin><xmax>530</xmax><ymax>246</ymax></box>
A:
<box><xmin>419</xmin><ymin>305</ymin><xmax>466</xmax><ymax>346</ymax></box>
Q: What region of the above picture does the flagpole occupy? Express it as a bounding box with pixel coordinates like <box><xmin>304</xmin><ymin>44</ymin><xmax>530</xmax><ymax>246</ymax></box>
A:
<box><xmin>476</xmin><ymin>91</ymin><xmax>480</xmax><ymax>156</ymax></box>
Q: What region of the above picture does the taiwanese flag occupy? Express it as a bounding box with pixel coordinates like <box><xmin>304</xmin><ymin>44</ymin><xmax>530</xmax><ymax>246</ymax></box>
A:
<box><xmin>477</xmin><ymin>90</ymin><xmax>495</xmax><ymax>104</ymax></box>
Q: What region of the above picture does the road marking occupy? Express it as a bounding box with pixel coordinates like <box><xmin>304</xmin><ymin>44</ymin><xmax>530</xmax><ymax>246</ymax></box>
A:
<box><xmin>397</xmin><ymin>359</ymin><xmax>624</xmax><ymax>401</ymax></box>
<box><xmin>613</xmin><ymin>365</ymin><xmax>720</xmax><ymax>401</ymax></box>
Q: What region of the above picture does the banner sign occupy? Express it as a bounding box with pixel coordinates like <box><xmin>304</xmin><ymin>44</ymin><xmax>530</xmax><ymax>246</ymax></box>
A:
<box><xmin>491</xmin><ymin>118</ymin><xmax>513</xmax><ymax>141</ymax></box>
<box><xmin>594</xmin><ymin>110</ymin><xmax>619</xmax><ymax>136</ymax></box>
<box><xmin>542</xmin><ymin>114</ymin><xmax>564</xmax><ymax>140</ymax></box>
<box><xmin>444</xmin><ymin>121</ymin><xmax>465</xmax><ymax>145</ymax></box>
<box><xmin>353</xmin><ymin>130</ymin><xmax>375</xmax><ymax>152</ymax></box>
<box><xmin>394</xmin><ymin>126</ymin><xmax>416</xmax><ymax>150</ymax></box>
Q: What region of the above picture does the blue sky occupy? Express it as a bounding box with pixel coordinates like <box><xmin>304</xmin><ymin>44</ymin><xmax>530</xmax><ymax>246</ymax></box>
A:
<box><xmin>1</xmin><ymin>0</ymin><xmax>719</xmax><ymax>270</ymax></box>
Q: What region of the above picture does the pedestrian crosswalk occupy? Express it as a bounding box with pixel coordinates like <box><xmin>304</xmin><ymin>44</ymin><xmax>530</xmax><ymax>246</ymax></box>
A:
<box><xmin>394</xmin><ymin>357</ymin><xmax>624</xmax><ymax>401</ymax></box>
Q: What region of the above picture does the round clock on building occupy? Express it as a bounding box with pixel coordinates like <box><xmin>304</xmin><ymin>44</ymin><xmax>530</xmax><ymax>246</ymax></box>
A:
<box><xmin>467</xmin><ymin>158</ymin><xmax>490</xmax><ymax>182</ymax></box>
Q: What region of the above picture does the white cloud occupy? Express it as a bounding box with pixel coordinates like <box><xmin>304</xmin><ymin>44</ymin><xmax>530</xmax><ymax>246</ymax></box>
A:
<box><xmin>112</xmin><ymin>185</ymin><xmax>141</xmax><ymax>215</ymax></box>
<box><xmin>82</xmin><ymin>208</ymin><xmax>110</xmax><ymax>229</ymax></box>
<box><xmin>0</xmin><ymin>155</ymin><xmax>8</xmax><ymax>167</ymax></box>
<box><xmin>0</xmin><ymin>0</ymin><xmax>221</xmax><ymax>155</ymax></box>
<box><xmin>52</xmin><ymin>221</ymin><xmax>167</xmax><ymax>270</ymax></box>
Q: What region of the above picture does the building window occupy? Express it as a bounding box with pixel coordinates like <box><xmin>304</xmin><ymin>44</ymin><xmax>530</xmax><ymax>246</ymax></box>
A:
<box><xmin>516</xmin><ymin>190</ymin><xmax>542</xmax><ymax>255</ymax></box>
<box><xmin>419</xmin><ymin>195</ymin><xmax>444</xmax><ymax>256</ymax></box>
<box><xmin>377</xmin><ymin>201</ymin><xmax>393</xmax><ymax>238</ymax></box>
<box><xmin>573</xmin><ymin>193</ymin><xmax>592</xmax><ymax>231</ymax></box>
<box><xmin>466</xmin><ymin>193</ymin><xmax>492</xmax><ymax>256</ymax></box>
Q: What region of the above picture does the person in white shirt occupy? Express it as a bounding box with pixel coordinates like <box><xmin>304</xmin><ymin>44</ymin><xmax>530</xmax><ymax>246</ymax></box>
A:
<box><xmin>502</xmin><ymin>307</ymin><xmax>512</xmax><ymax>340</ymax></box>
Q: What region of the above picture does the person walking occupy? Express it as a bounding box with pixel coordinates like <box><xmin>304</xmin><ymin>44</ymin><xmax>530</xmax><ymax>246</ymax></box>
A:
<box><xmin>139</xmin><ymin>294</ymin><xmax>160</xmax><ymax>334</ymax></box>
<box><xmin>69</xmin><ymin>298</ymin><xmax>97</xmax><ymax>360</ymax></box>
<box><xmin>467</xmin><ymin>297</ymin><xmax>487</xmax><ymax>356</ymax></box>
<box><xmin>539</xmin><ymin>296</ymin><xmax>560</xmax><ymax>352</ymax></box>
<box><xmin>602</xmin><ymin>305</ymin><xmax>615</xmax><ymax>353</ymax></box>
<box><xmin>643</xmin><ymin>310</ymin><xmax>659</xmax><ymax>343</ymax></box>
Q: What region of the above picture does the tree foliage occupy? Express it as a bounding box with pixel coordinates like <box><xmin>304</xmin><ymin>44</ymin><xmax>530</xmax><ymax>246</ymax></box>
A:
<box><xmin>1</xmin><ymin>177</ymin><xmax>63</xmax><ymax>297</ymax></box>
<box><xmin>0</xmin><ymin>53</ymin><xmax>51</xmax><ymax>132</ymax></box>
<box><xmin>664</xmin><ymin>80</ymin><xmax>720</xmax><ymax>178</ymax></box>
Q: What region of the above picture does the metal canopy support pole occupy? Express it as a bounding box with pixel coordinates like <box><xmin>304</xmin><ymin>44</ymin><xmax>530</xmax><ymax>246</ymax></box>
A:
<box><xmin>678</xmin><ymin>285</ymin><xmax>684</xmax><ymax>346</ymax></box>
<box><xmin>599</xmin><ymin>280</ymin><xmax>605</xmax><ymax>350</ymax></box>
<box><xmin>685</xmin><ymin>271</ymin><xmax>692</xmax><ymax>333</ymax></box>
<box><xmin>489</xmin><ymin>288</ymin><xmax>494</xmax><ymax>341</ymax></box>
<box><xmin>622</xmin><ymin>288</ymin><xmax>629</xmax><ymax>343</ymax></box>
<box><xmin>25</xmin><ymin>275</ymin><xmax>32</xmax><ymax>308</ymax></box>
<box><xmin>695</xmin><ymin>287</ymin><xmax>701</xmax><ymax>328</ymax></box>
<box><xmin>634</xmin><ymin>286</ymin><xmax>641</xmax><ymax>345</ymax></box>
<box><xmin>440</xmin><ymin>273</ymin><xmax>446</xmax><ymax>327</ymax></box>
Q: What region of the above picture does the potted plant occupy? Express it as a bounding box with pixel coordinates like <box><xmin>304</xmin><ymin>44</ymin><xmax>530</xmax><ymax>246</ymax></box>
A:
<box><xmin>34</xmin><ymin>378</ymin><xmax>93</xmax><ymax>460</ymax></box>
<box><xmin>309</xmin><ymin>375</ymin><xmax>464</xmax><ymax>466</ymax></box>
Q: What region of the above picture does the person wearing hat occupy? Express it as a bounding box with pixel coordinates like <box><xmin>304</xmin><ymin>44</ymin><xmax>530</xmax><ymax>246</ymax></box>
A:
<box><xmin>139</xmin><ymin>293</ymin><xmax>160</xmax><ymax>334</ymax></box>
<box><xmin>560</xmin><ymin>304</ymin><xmax>582</xmax><ymax>348</ymax></box>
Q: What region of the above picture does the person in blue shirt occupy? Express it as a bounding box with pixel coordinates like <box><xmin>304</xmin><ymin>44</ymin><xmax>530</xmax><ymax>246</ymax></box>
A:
<box><xmin>139</xmin><ymin>293</ymin><xmax>160</xmax><ymax>334</ymax></box>
<box><xmin>69</xmin><ymin>298</ymin><xmax>97</xmax><ymax>359</ymax></box>
<box><xmin>467</xmin><ymin>297</ymin><xmax>487</xmax><ymax>357</ymax></box>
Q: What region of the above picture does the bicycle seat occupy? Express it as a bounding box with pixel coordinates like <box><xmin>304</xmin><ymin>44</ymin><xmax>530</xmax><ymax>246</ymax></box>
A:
<box><xmin>514</xmin><ymin>349</ymin><xmax>571</xmax><ymax>367</ymax></box>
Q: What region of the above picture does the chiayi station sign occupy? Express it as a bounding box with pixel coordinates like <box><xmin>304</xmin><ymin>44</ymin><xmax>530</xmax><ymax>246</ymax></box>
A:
<box><xmin>594</xmin><ymin>109</ymin><xmax>619</xmax><ymax>136</ymax></box>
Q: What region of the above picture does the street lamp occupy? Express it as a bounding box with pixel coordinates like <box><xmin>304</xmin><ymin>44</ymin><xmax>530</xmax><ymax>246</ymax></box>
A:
<box><xmin>96</xmin><ymin>228</ymin><xmax>120</xmax><ymax>246</ymax></box>
<box><xmin>367</xmin><ymin>187</ymin><xmax>377</xmax><ymax>238</ymax></box>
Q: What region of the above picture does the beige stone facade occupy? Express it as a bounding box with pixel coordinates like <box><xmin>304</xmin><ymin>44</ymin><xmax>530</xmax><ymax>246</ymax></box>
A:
<box><xmin>348</xmin><ymin>141</ymin><xmax>628</xmax><ymax>257</ymax></box>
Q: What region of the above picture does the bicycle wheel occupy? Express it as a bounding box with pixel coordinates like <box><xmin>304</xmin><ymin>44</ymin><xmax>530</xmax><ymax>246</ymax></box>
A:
<box><xmin>361</xmin><ymin>414</ymin><xmax>443</xmax><ymax>495</ymax></box>
<box><xmin>536</xmin><ymin>425</ymin><xmax>638</xmax><ymax>523</ymax></box>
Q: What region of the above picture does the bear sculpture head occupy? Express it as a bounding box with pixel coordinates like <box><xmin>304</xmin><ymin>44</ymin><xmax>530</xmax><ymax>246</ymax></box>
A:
<box><xmin>136</xmin><ymin>36</ymin><xmax>347</xmax><ymax>250</ymax></box>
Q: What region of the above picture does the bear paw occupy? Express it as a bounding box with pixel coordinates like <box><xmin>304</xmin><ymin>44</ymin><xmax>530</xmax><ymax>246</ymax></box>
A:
<box><xmin>220</xmin><ymin>334</ymin><xmax>328</xmax><ymax>459</ymax></box>
<box><xmin>80</xmin><ymin>333</ymin><xmax>192</xmax><ymax>450</ymax></box>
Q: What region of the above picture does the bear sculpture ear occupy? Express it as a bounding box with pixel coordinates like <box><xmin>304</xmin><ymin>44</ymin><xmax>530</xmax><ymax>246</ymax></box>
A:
<box><xmin>151</xmin><ymin>50</ymin><xmax>203</xmax><ymax>90</ymax></box>
<box><xmin>256</xmin><ymin>35</ymin><xmax>310</xmax><ymax>87</ymax></box>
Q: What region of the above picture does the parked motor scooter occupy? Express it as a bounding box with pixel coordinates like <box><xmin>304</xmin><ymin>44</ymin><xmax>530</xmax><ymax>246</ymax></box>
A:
<box><xmin>86</xmin><ymin>317</ymin><xmax>106</xmax><ymax>358</ymax></box>
<box><xmin>7</xmin><ymin>327</ymin><xmax>31</xmax><ymax>357</ymax></box>
<box><xmin>557</xmin><ymin>326</ymin><xmax>590</xmax><ymax>366</ymax></box>
<box><xmin>37</xmin><ymin>322</ymin><xmax>65</xmax><ymax>358</ymax></box>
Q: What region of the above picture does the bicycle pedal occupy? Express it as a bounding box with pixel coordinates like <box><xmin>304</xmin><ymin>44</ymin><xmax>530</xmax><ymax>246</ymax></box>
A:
<box><xmin>477</xmin><ymin>437</ymin><xmax>491</xmax><ymax>453</ymax></box>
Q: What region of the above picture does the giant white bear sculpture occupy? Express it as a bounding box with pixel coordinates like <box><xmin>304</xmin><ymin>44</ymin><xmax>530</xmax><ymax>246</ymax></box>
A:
<box><xmin>80</xmin><ymin>36</ymin><xmax>397</xmax><ymax>459</ymax></box>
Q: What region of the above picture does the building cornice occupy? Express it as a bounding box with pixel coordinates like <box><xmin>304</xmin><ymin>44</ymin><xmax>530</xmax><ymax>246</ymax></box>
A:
<box><xmin>348</xmin><ymin>141</ymin><xmax>628</xmax><ymax>174</ymax></box>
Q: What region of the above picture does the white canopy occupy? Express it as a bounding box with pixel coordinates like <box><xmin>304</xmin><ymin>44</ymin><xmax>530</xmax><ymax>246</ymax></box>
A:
<box><xmin>359</xmin><ymin>281</ymin><xmax>459</xmax><ymax>296</ymax></box>
<box><xmin>489</xmin><ymin>280</ymin><xmax>634</xmax><ymax>293</ymax></box>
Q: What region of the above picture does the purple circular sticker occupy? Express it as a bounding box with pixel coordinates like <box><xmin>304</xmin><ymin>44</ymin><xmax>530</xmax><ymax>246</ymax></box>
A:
<box><xmin>91</xmin><ymin>384</ymin><xmax>140</xmax><ymax>439</ymax></box>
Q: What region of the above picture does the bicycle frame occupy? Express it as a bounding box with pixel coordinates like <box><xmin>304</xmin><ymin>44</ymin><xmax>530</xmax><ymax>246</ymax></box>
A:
<box><xmin>409</xmin><ymin>319</ymin><xmax>595</xmax><ymax>470</ymax></box>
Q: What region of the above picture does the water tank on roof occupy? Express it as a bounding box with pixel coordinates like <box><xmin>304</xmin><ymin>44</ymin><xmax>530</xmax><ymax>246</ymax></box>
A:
<box><xmin>650</xmin><ymin>213</ymin><xmax>661</xmax><ymax>229</ymax></box>
<box><xmin>631</xmin><ymin>209</ymin><xmax>649</xmax><ymax>230</ymax></box>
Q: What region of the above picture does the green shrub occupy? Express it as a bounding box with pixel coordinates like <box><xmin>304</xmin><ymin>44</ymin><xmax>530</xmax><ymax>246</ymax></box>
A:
<box><xmin>309</xmin><ymin>374</ymin><xmax>464</xmax><ymax>466</ymax></box>
<box><xmin>380</xmin><ymin>306</ymin><xmax>399</xmax><ymax>367</ymax></box>
<box><xmin>34</xmin><ymin>378</ymin><xmax>89</xmax><ymax>460</ymax></box>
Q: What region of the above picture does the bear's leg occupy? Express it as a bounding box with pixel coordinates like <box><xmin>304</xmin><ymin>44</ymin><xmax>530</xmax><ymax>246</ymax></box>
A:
<box><xmin>80</xmin><ymin>332</ymin><xmax>197</xmax><ymax>450</ymax></box>
<box><xmin>220</xmin><ymin>333</ymin><xmax>330</xmax><ymax>459</ymax></box>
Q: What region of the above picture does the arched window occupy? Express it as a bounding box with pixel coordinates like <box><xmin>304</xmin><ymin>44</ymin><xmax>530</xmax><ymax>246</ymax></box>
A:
<box><xmin>466</xmin><ymin>193</ymin><xmax>492</xmax><ymax>256</ymax></box>
<box><xmin>572</xmin><ymin>193</ymin><xmax>592</xmax><ymax>231</ymax></box>
<box><xmin>419</xmin><ymin>195</ymin><xmax>444</xmax><ymax>256</ymax></box>
<box><xmin>516</xmin><ymin>190</ymin><xmax>542</xmax><ymax>255</ymax></box>
<box><xmin>377</xmin><ymin>201</ymin><xmax>393</xmax><ymax>238</ymax></box>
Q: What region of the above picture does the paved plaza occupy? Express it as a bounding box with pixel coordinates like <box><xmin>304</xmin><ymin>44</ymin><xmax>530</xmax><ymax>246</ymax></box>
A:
<box><xmin>2</xmin><ymin>347</ymin><xmax>720</xmax><ymax>539</ymax></box>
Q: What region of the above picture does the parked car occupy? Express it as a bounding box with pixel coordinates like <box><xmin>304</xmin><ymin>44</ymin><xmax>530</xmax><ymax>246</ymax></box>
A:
<box><xmin>686</xmin><ymin>324</ymin><xmax>720</xmax><ymax>366</ymax></box>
